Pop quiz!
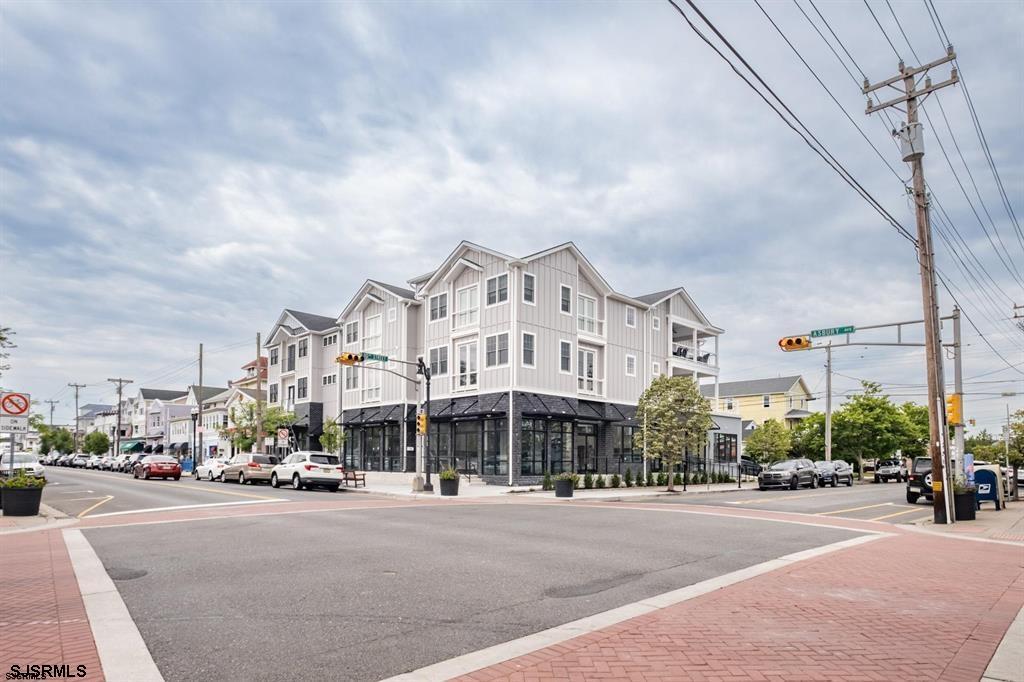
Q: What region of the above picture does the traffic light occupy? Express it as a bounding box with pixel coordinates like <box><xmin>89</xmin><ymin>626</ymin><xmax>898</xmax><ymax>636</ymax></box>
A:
<box><xmin>945</xmin><ymin>393</ymin><xmax>962</xmax><ymax>425</ymax></box>
<box><xmin>336</xmin><ymin>352</ymin><xmax>364</xmax><ymax>365</ymax></box>
<box><xmin>778</xmin><ymin>336</ymin><xmax>812</xmax><ymax>352</ymax></box>
<box><xmin>416</xmin><ymin>412</ymin><xmax>428</xmax><ymax>435</ymax></box>
<box><xmin>969</xmin><ymin>418</ymin><xmax>976</xmax><ymax>427</ymax></box>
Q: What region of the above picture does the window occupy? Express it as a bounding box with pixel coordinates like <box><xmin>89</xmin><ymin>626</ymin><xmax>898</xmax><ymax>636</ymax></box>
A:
<box><xmin>715</xmin><ymin>433</ymin><xmax>738</xmax><ymax>463</ymax></box>
<box><xmin>362</xmin><ymin>367</ymin><xmax>381</xmax><ymax>402</ymax></box>
<box><xmin>522</xmin><ymin>332</ymin><xmax>535</xmax><ymax>367</ymax></box>
<box><xmin>485</xmin><ymin>333</ymin><xmax>509</xmax><ymax>367</ymax></box>
<box><xmin>625</xmin><ymin>354</ymin><xmax>636</xmax><ymax>376</ymax></box>
<box><xmin>559</xmin><ymin>341</ymin><xmax>572</xmax><ymax>373</ymax></box>
<box><xmin>345</xmin><ymin>367</ymin><xmax>359</xmax><ymax>391</ymax></box>
<box><xmin>614</xmin><ymin>425</ymin><xmax>643</xmax><ymax>465</ymax></box>
<box><xmin>345</xmin><ymin>321</ymin><xmax>359</xmax><ymax>345</ymax></box>
<box><xmin>297</xmin><ymin>377</ymin><xmax>307</xmax><ymax>399</ymax></box>
<box><xmin>322</xmin><ymin>374</ymin><xmax>336</xmax><ymax>386</ymax></box>
<box><xmin>286</xmin><ymin>385</ymin><xmax>295</xmax><ymax>407</ymax></box>
<box><xmin>298</xmin><ymin>338</ymin><xmax>308</xmax><ymax>358</ymax></box>
<box><xmin>653</xmin><ymin>316</ymin><xmax>660</xmax><ymax>331</ymax></box>
<box><xmin>455</xmin><ymin>285</ymin><xmax>479</xmax><ymax>327</ymax></box>
<box><xmin>456</xmin><ymin>341</ymin><xmax>478</xmax><ymax>388</ymax></box>
<box><xmin>286</xmin><ymin>344</ymin><xmax>296</xmax><ymax>372</ymax></box>
<box><xmin>726</xmin><ymin>398</ymin><xmax>734</xmax><ymax>410</ymax></box>
<box><xmin>577</xmin><ymin>295</ymin><xmax>597</xmax><ymax>334</ymax></box>
<box><xmin>578</xmin><ymin>348</ymin><xmax>595</xmax><ymax>391</ymax></box>
<box><xmin>429</xmin><ymin>346</ymin><xmax>448</xmax><ymax>376</ymax></box>
<box><xmin>560</xmin><ymin>285</ymin><xmax>572</xmax><ymax>314</ymax></box>
<box><xmin>270</xmin><ymin>348</ymin><xmax>279</xmax><ymax>365</ymax></box>
<box><xmin>625</xmin><ymin>306</ymin><xmax>636</xmax><ymax>328</ymax></box>
<box><xmin>388</xmin><ymin>307</ymin><xmax>396</xmax><ymax>323</ymax></box>
<box><xmin>429</xmin><ymin>293</ymin><xmax>448</xmax><ymax>321</ymax></box>
<box><xmin>482</xmin><ymin>419</ymin><xmax>508</xmax><ymax>476</ymax></box>
<box><xmin>523</xmin><ymin>273</ymin><xmax>535</xmax><ymax>304</ymax></box>
<box><xmin>653</xmin><ymin>362</ymin><xmax>660</xmax><ymax>376</ymax></box>
<box><xmin>322</xmin><ymin>334</ymin><xmax>337</xmax><ymax>347</ymax></box>
<box><xmin>222</xmin><ymin>414</ymin><xmax>229</xmax><ymax>428</ymax></box>
<box><xmin>364</xmin><ymin>314</ymin><xmax>381</xmax><ymax>349</ymax></box>
<box><xmin>486</xmin><ymin>274</ymin><xmax>508</xmax><ymax>305</ymax></box>
<box><xmin>763</xmin><ymin>394</ymin><xmax>771</xmax><ymax>408</ymax></box>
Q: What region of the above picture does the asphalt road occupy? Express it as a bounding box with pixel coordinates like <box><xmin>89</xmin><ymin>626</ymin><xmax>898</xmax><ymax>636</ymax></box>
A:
<box><xmin>647</xmin><ymin>479</ymin><xmax>935</xmax><ymax>524</ymax></box>
<box><xmin>41</xmin><ymin>466</ymin><xmax>329</xmax><ymax>517</ymax></box>
<box><xmin>84</xmin><ymin>502</ymin><xmax>860</xmax><ymax>682</ymax></box>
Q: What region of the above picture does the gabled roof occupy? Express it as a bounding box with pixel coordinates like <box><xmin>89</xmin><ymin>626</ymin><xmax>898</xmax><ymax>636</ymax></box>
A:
<box><xmin>189</xmin><ymin>385</ymin><xmax>229</xmax><ymax>403</ymax></box>
<box><xmin>416</xmin><ymin>241</ymin><xmax>517</xmax><ymax>294</ymax></box>
<box><xmin>79</xmin><ymin>403</ymin><xmax>112</xmax><ymax>417</ymax></box>
<box><xmin>701</xmin><ymin>376</ymin><xmax>808</xmax><ymax>398</ymax></box>
<box><xmin>633</xmin><ymin>286</ymin><xmax>716</xmax><ymax>329</ymax></box>
<box><xmin>284</xmin><ymin>309</ymin><xmax>338</xmax><ymax>332</ymax></box>
<box><xmin>138</xmin><ymin>388</ymin><xmax>187</xmax><ymax>401</ymax></box>
<box><xmin>338</xmin><ymin>280</ymin><xmax>418</xmax><ymax>322</ymax></box>
<box><xmin>369</xmin><ymin>280</ymin><xmax>415</xmax><ymax>300</ymax></box>
<box><xmin>635</xmin><ymin>288</ymin><xmax>680</xmax><ymax>305</ymax></box>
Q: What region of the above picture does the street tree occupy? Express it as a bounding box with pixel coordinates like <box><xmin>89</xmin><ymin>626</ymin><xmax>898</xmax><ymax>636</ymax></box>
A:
<box><xmin>832</xmin><ymin>382</ymin><xmax>913</xmax><ymax>478</ymax></box>
<box><xmin>40</xmin><ymin>427</ymin><xmax>74</xmax><ymax>455</ymax></box>
<box><xmin>83</xmin><ymin>431</ymin><xmax>111</xmax><ymax>456</ymax></box>
<box><xmin>319</xmin><ymin>419</ymin><xmax>345</xmax><ymax>455</ymax></box>
<box><xmin>789</xmin><ymin>412</ymin><xmax>825</xmax><ymax>460</ymax></box>
<box><xmin>746</xmin><ymin>419</ymin><xmax>791</xmax><ymax>464</ymax></box>
<box><xmin>635</xmin><ymin>375</ymin><xmax>713</xmax><ymax>492</ymax></box>
<box><xmin>898</xmin><ymin>402</ymin><xmax>930</xmax><ymax>459</ymax></box>
<box><xmin>221</xmin><ymin>403</ymin><xmax>295</xmax><ymax>452</ymax></box>
<box><xmin>0</xmin><ymin>326</ymin><xmax>14</xmax><ymax>379</ymax></box>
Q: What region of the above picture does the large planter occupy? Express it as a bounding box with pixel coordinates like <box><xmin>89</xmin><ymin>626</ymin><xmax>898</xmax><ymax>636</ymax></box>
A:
<box><xmin>439</xmin><ymin>478</ymin><xmax>459</xmax><ymax>497</ymax></box>
<box><xmin>555</xmin><ymin>479</ymin><xmax>575</xmax><ymax>498</ymax></box>
<box><xmin>954</xmin><ymin>491</ymin><xmax>977</xmax><ymax>521</ymax></box>
<box><xmin>2</xmin><ymin>487</ymin><xmax>43</xmax><ymax>516</ymax></box>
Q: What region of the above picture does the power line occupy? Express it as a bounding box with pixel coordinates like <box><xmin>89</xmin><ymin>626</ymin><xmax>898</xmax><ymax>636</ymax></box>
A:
<box><xmin>862</xmin><ymin>0</ymin><xmax>902</xmax><ymax>61</ymax></box>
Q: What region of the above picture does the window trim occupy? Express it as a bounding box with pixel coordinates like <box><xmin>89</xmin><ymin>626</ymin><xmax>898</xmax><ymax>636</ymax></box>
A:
<box><xmin>652</xmin><ymin>316</ymin><xmax>661</xmax><ymax>332</ymax></box>
<box><xmin>429</xmin><ymin>293</ymin><xmax>448</xmax><ymax>322</ymax></box>
<box><xmin>363</xmin><ymin>313</ymin><xmax>382</xmax><ymax>350</ymax></box>
<box><xmin>298</xmin><ymin>338</ymin><xmax>308</xmax><ymax>358</ymax></box>
<box><xmin>388</xmin><ymin>307</ymin><xmax>397</xmax><ymax>323</ymax></box>
<box><xmin>521</xmin><ymin>332</ymin><xmax>536</xmax><ymax>367</ymax></box>
<box><xmin>455</xmin><ymin>339</ymin><xmax>479</xmax><ymax>389</ymax></box>
<box><xmin>522</xmin><ymin>272</ymin><xmax>536</xmax><ymax>305</ymax></box>
<box><xmin>577</xmin><ymin>293</ymin><xmax>598</xmax><ymax>334</ymax></box>
<box><xmin>625</xmin><ymin>306</ymin><xmax>636</xmax><ymax>328</ymax></box>
<box><xmin>484</xmin><ymin>332</ymin><xmax>509</xmax><ymax>368</ymax></box>
<box><xmin>559</xmin><ymin>284</ymin><xmax>572</xmax><ymax>316</ymax></box>
<box><xmin>428</xmin><ymin>345</ymin><xmax>449</xmax><ymax>377</ymax></box>
<box><xmin>297</xmin><ymin>377</ymin><xmax>308</xmax><ymax>400</ymax></box>
<box><xmin>559</xmin><ymin>340</ymin><xmax>573</xmax><ymax>375</ymax></box>
<box><xmin>652</xmin><ymin>361</ymin><xmax>660</xmax><ymax>377</ymax></box>
<box><xmin>625</xmin><ymin>354</ymin><xmax>637</xmax><ymax>377</ymax></box>
<box><xmin>485</xmin><ymin>273</ymin><xmax>510</xmax><ymax>308</ymax></box>
<box><xmin>454</xmin><ymin>283</ymin><xmax>480</xmax><ymax>329</ymax></box>
<box><xmin>725</xmin><ymin>398</ymin><xmax>734</xmax><ymax>411</ymax></box>
<box><xmin>344</xmin><ymin>366</ymin><xmax>359</xmax><ymax>392</ymax></box>
<box><xmin>762</xmin><ymin>394</ymin><xmax>771</xmax><ymax>408</ymax></box>
<box><xmin>345</xmin><ymin>321</ymin><xmax>359</xmax><ymax>345</ymax></box>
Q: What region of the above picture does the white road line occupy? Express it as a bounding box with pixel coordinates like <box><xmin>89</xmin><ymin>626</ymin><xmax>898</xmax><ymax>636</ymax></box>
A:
<box><xmin>85</xmin><ymin>499</ymin><xmax>279</xmax><ymax>518</ymax></box>
<box><xmin>383</xmin><ymin>534</ymin><xmax>890</xmax><ymax>682</ymax></box>
<box><xmin>63</xmin><ymin>529</ymin><xmax>164</xmax><ymax>682</ymax></box>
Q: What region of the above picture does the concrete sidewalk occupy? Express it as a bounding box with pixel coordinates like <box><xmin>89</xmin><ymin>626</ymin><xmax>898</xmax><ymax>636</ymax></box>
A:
<box><xmin>913</xmin><ymin>497</ymin><xmax>1024</xmax><ymax>543</ymax></box>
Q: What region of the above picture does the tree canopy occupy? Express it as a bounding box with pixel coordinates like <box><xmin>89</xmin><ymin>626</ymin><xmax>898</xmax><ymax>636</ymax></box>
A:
<box><xmin>40</xmin><ymin>427</ymin><xmax>75</xmax><ymax>455</ymax></box>
<box><xmin>83</xmin><ymin>431</ymin><xmax>111</xmax><ymax>456</ymax></box>
<box><xmin>220</xmin><ymin>402</ymin><xmax>294</xmax><ymax>452</ymax></box>
<box><xmin>319</xmin><ymin>419</ymin><xmax>344</xmax><ymax>454</ymax></box>
<box><xmin>636</xmin><ymin>375</ymin><xmax>713</xmax><ymax>491</ymax></box>
<box><xmin>746</xmin><ymin>418</ymin><xmax>792</xmax><ymax>463</ymax></box>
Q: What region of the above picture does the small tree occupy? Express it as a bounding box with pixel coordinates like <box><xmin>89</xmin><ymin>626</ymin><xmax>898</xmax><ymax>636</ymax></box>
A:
<box><xmin>222</xmin><ymin>403</ymin><xmax>295</xmax><ymax>452</ymax></box>
<box><xmin>83</xmin><ymin>431</ymin><xmax>110</xmax><ymax>456</ymax></box>
<box><xmin>40</xmin><ymin>427</ymin><xmax>74</xmax><ymax>455</ymax></box>
<box><xmin>319</xmin><ymin>419</ymin><xmax>345</xmax><ymax>454</ymax></box>
<box><xmin>636</xmin><ymin>375</ymin><xmax>714</xmax><ymax>492</ymax></box>
<box><xmin>745</xmin><ymin>419</ymin><xmax>791</xmax><ymax>464</ymax></box>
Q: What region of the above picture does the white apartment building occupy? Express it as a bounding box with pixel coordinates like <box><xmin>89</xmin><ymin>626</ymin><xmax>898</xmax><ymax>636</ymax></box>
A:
<box><xmin>264</xmin><ymin>241</ymin><xmax>741</xmax><ymax>485</ymax></box>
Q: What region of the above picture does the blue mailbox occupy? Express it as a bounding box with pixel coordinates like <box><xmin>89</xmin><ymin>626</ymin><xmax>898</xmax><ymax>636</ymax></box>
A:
<box><xmin>975</xmin><ymin>469</ymin><xmax>1001</xmax><ymax>510</ymax></box>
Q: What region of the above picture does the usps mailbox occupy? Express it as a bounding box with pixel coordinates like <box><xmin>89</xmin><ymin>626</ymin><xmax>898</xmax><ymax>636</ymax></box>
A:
<box><xmin>975</xmin><ymin>469</ymin><xmax>1001</xmax><ymax>511</ymax></box>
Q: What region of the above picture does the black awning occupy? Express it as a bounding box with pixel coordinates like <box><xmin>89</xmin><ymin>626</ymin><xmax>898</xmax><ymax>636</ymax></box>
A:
<box><xmin>154</xmin><ymin>444</ymin><xmax>164</xmax><ymax>453</ymax></box>
<box><xmin>143</xmin><ymin>445</ymin><xmax>153</xmax><ymax>453</ymax></box>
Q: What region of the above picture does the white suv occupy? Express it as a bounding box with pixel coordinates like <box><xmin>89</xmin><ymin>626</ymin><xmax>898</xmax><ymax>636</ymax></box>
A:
<box><xmin>270</xmin><ymin>451</ymin><xmax>343</xmax><ymax>492</ymax></box>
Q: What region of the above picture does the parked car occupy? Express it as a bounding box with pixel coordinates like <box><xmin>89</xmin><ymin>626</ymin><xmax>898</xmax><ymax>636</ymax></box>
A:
<box><xmin>758</xmin><ymin>459</ymin><xmax>818</xmax><ymax>490</ymax></box>
<box><xmin>222</xmin><ymin>453</ymin><xmax>280</xmax><ymax>485</ymax></box>
<box><xmin>813</xmin><ymin>460</ymin><xmax>854</xmax><ymax>487</ymax></box>
<box><xmin>56</xmin><ymin>454</ymin><xmax>73</xmax><ymax>467</ymax></box>
<box><xmin>71</xmin><ymin>454</ymin><xmax>88</xmax><ymax>468</ymax></box>
<box><xmin>121</xmin><ymin>452</ymin><xmax>145</xmax><ymax>473</ymax></box>
<box><xmin>874</xmin><ymin>458</ymin><xmax>907</xmax><ymax>483</ymax></box>
<box><xmin>0</xmin><ymin>453</ymin><xmax>45</xmax><ymax>479</ymax></box>
<box><xmin>906</xmin><ymin>456</ymin><xmax>933</xmax><ymax>504</ymax></box>
<box><xmin>99</xmin><ymin>455</ymin><xmax>116</xmax><ymax>470</ymax></box>
<box><xmin>40</xmin><ymin>452</ymin><xmax>57</xmax><ymax>466</ymax></box>
<box><xmin>739</xmin><ymin>457</ymin><xmax>762</xmax><ymax>476</ymax></box>
<box><xmin>85</xmin><ymin>455</ymin><xmax>102</xmax><ymax>469</ymax></box>
<box><xmin>270</xmin><ymin>451</ymin><xmax>343</xmax><ymax>491</ymax></box>
<box><xmin>194</xmin><ymin>456</ymin><xmax>230</xmax><ymax>481</ymax></box>
<box><xmin>133</xmin><ymin>455</ymin><xmax>182</xmax><ymax>480</ymax></box>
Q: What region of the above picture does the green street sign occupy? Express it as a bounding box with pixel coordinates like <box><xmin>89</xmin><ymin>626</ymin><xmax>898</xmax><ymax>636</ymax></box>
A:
<box><xmin>363</xmin><ymin>352</ymin><xmax>389</xmax><ymax>362</ymax></box>
<box><xmin>810</xmin><ymin>325</ymin><xmax>856</xmax><ymax>338</ymax></box>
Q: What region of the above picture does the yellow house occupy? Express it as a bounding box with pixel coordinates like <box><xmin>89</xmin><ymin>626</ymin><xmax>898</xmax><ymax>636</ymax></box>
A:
<box><xmin>701</xmin><ymin>375</ymin><xmax>814</xmax><ymax>429</ymax></box>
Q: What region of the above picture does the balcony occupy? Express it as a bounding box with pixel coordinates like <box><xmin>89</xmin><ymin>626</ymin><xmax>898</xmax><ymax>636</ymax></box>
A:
<box><xmin>577</xmin><ymin>315</ymin><xmax>604</xmax><ymax>340</ymax></box>
<box><xmin>577</xmin><ymin>377</ymin><xmax>605</xmax><ymax>397</ymax></box>
<box><xmin>671</xmin><ymin>343</ymin><xmax>716</xmax><ymax>367</ymax></box>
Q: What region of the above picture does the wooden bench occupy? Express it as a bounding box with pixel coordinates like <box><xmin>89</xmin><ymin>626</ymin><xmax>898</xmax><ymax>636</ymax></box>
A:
<box><xmin>342</xmin><ymin>470</ymin><xmax>366</xmax><ymax>488</ymax></box>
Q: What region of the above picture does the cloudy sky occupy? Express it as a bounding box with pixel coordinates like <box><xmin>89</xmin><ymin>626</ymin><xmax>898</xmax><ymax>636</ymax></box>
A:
<box><xmin>2</xmin><ymin>0</ymin><xmax>1021</xmax><ymax>432</ymax></box>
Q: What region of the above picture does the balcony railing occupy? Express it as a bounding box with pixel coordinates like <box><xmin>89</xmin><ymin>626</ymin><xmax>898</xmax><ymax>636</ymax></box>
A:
<box><xmin>671</xmin><ymin>343</ymin><xmax>716</xmax><ymax>366</ymax></box>
<box><xmin>577</xmin><ymin>316</ymin><xmax>604</xmax><ymax>337</ymax></box>
<box><xmin>577</xmin><ymin>377</ymin><xmax>605</xmax><ymax>396</ymax></box>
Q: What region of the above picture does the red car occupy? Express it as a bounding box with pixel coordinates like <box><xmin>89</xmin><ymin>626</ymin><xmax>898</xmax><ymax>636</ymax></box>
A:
<box><xmin>133</xmin><ymin>455</ymin><xmax>182</xmax><ymax>480</ymax></box>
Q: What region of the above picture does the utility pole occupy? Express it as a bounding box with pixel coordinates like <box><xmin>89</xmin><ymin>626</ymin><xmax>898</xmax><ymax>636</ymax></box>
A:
<box><xmin>952</xmin><ymin>307</ymin><xmax>964</xmax><ymax>476</ymax></box>
<box><xmin>67</xmin><ymin>382</ymin><xmax>86</xmax><ymax>453</ymax></box>
<box><xmin>197</xmin><ymin>343</ymin><xmax>204</xmax><ymax>467</ymax></box>
<box><xmin>107</xmin><ymin>378</ymin><xmax>133</xmax><ymax>460</ymax></box>
<box><xmin>255</xmin><ymin>333</ymin><xmax>263</xmax><ymax>454</ymax></box>
<box><xmin>44</xmin><ymin>399</ymin><xmax>59</xmax><ymax>427</ymax></box>
<box><xmin>864</xmin><ymin>47</ymin><xmax>959</xmax><ymax>524</ymax></box>
<box><xmin>825</xmin><ymin>345</ymin><xmax>832</xmax><ymax>462</ymax></box>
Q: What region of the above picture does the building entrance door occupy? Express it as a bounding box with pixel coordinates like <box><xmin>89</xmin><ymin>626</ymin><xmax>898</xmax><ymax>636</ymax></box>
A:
<box><xmin>575</xmin><ymin>423</ymin><xmax>598</xmax><ymax>472</ymax></box>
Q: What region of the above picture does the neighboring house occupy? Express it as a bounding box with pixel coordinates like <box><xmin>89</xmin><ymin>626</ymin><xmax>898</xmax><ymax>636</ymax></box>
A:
<box><xmin>130</xmin><ymin>388</ymin><xmax>188</xmax><ymax>442</ymax></box>
<box><xmin>146</xmin><ymin>399</ymin><xmax>193</xmax><ymax>455</ymax></box>
<box><xmin>264</xmin><ymin>240</ymin><xmax>739</xmax><ymax>485</ymax></box>
<box><xmin>702</xmin><ymin>375</ymin><xmax>814</xmax><ymax>429</ymax></box>
<box><xmin>186</xmin><ymin>385</ymin><xmax>230</xmax><ymax>460</ymax></box>
<box><xmin>229</xmin><ymin>357</ymin><xmax>268</xmax><ymax>392</ymax></box>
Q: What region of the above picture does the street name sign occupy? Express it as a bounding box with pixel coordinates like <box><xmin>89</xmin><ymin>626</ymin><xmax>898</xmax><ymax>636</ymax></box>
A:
<box><xmin>363</xmin><ymin>352</ymin><xmax>389</xmax><ymax>362</ymax></box>
<box><xmin>810</xmin><ymin>325</ymin><xmax>856</xmax><ymax>338</ymax></box>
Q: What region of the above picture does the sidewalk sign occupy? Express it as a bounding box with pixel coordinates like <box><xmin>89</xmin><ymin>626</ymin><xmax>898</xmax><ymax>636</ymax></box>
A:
<box><xmin>1</xmin><ymin>391</ymin><xmax>30</xmax><ymax>476</ymax></box>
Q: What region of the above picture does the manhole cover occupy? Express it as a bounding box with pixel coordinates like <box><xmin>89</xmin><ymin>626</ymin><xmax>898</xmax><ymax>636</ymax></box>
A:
<box><xmin>108</xmin><ymin>567</ymin><xmax>147</xmax><ymax>581</ymax></box>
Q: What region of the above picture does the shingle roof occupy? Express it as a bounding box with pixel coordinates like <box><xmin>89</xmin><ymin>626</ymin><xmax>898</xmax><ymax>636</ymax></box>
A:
<box><xmin>634</xmin><ymin>288</ymin><xmax>681</xmax><ymax>305</ymax></box>
<box><xmin>284</xmin><ymin>309</ymin><xmax>338</xmax><ymax>332</ymax></box>
<box><xmin>235</xmin><ymin>388</ymin><xmax>264</xmax><ymax>401</ymax></box>
<box><xmin>190</xmin><ymin>385</ymin><xmax>230</xmax><ymax>402</ymax></box>
<box><xmin>370</xmin><ymin>280</ymin><xmax>416</xmax><ymax>300</ymax></box>
<box><xmin>139</xmin><ymin>388</ymin><xmax>188</xmax><ymax>401</ymax></box>
<box><xmin>79</xmin><ymin>403</ymin><xmax>112</xmax><ymax>417</ymax></box>
<box><xmin>700</xmin><ymin>376</ymin><xmax>804</xmax><ymax>398</ymax></box>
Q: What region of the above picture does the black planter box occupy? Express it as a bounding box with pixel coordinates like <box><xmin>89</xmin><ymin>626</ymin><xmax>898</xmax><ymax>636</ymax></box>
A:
<box><xmin>555</xmin><ymin>479</ymin><xmax>574</xmax><ymax>498</ymax></box>
<box><xmin>440</xmin><ymin>478</ymin><xmax>459</xmax><ymax>497</ymax></box>
<box><xmin>954</xmin><ymin>491</ymin><xmax>977</xmax><ymax>521</ymax></box>
<box><xmin>2</xmin><ymin>487</ymin><xmax>43</xmax><ymax>516</ymax></box>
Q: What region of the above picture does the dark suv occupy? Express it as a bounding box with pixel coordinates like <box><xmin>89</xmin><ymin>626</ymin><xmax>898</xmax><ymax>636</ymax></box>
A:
<box><xmin>814</xmin><ymin>460</ymin><xmax>854</xmax><ymax>487</ymax></box>
<box><xmin>758</xmin><ymin>459</ymin><xmax>818</xmax><ymax>490</ymax></box>
<box><xmin>906</xmin><ymin>456</ymin><xmax>933</xmax><ymax>504</ymax></box>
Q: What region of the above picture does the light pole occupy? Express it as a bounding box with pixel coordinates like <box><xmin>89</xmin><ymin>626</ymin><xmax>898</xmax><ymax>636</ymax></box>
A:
<box><xmin>190</xmin><ymin>408</ymin><xmax>198</xmax><ymax>472</ymax></box>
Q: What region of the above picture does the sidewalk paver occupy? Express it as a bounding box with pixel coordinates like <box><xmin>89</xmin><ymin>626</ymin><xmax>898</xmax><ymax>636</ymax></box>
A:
<box><xmin>453</xmin><ymin>532</ymin><xmax>1024</xmax><ymax>682</ymax></box>
<box><xmin>0</xmin><ymin>529</ymin><xmax>105</xmax><ymax>680</ymax></box>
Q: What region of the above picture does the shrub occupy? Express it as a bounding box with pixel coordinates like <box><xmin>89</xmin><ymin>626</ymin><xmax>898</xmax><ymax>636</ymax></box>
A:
<box><xmin>647</xmin><ymin>471</ymin><xmax>655</xmax><ymax>487</ymax></box>
<box><xmin>610</xmin><ymin>473</ymin><xmax>621</xmax><ymax>488</ymax></box>
<box><xmin>673</xmin><ymin>472</ymin><xmax>683</xmax><ymax>486</ymax></box>
<box><xmin>595</xmin><ymin>474</ymin><xmax>605</xmax><ymax>489</ymax></box>
<box><xmin>624</xmin><ymin>469</ymin><xmax>634</xmax><ymax>487</ymax></box>
<box><xmin>555</xmin><ymin>472</ymin><xmax>579</xmax><ymax>487</ymax></box>
<box><xmin>584</xmin><ymin>473</ymin><xmax>594</xmax><ymax>489</ymax></box>
<box><xmin>439</xmin><ymin>468</ymin><xmax>459</xmax><ymax>481</ymax></box>
<box><xmin>657</xmin><ymin>472</ymin><xmax>668</xmax><ymax>486</ymax></box>
<box><xmin>635</xmin><ymin>471</ymin><xmax>645</xmax><ymax>486</ymax></box>
<box><xmin>542</xmin><ymin>471</ymin><xmax>552</xmax><ymax>491</ymax></box>
<box><xmin>0</xmin><ymin>471</ymin><xmax>46</xmax><ymax>489</ymax></box>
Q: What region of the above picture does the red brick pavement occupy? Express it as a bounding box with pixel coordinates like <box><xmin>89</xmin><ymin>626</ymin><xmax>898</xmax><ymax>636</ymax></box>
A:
<box><xmin>454</xmin><ymin>533</ymin><xmax>1024</xmax><ymax>682</ymax></box>
<box><xmin>0</xmin><ymin>530</ymin><xmax>105</xmax><ymax>681</ymax></box>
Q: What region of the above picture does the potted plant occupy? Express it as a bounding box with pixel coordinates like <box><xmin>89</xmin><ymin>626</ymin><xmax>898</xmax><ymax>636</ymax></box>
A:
<box><xmin>554</xmin><ymin>472</ymin><xmax>578</xmax><ymax>498</ymax></box>
<box><xmin>0</xmin><ymin>471</ymin><xmax>46</xmax><ymax>516</ymax></box>
<box><xmin>952</xmin><ymin>476</ymin><xmax>977</xmax><ymax>521</ymax></box>
<box><xmin>439</xmin><ymin>468</ymin><xmax>460</xmax><ymax>496</ymax></box>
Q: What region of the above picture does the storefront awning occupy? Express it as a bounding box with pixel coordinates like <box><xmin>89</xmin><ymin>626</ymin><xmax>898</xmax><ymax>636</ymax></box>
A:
<box><xmin>154</xmin><ymin>444</ymin><xmax>164</xmax><ymax>453</ymax></box>
<box><xmin>119</xmin><ymin>440</ymin><xmax>144</xmax><ymax>453</ymax></box>
<box><xmin>143</xmin><ymin>445</ymin><xmax>153</xmax><ymax>453</ymax></box>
